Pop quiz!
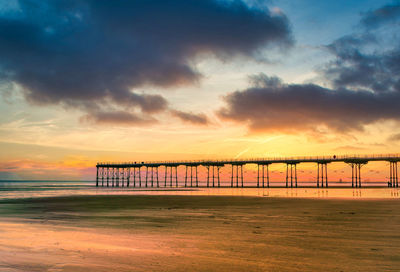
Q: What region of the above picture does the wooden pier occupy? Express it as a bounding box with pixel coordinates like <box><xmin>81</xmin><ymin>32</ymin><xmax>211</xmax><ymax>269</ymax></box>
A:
<box><xmin>96</xmin><ymin>154</ymin><xmax>399</xmax><ymax>188</ymax></box>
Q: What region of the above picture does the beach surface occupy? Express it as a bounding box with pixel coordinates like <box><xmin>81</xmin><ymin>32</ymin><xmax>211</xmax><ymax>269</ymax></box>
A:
<box><xmin>0</xmin><ymin>194</ymin><xmax>399</xmax><ymax>271</ymax></box>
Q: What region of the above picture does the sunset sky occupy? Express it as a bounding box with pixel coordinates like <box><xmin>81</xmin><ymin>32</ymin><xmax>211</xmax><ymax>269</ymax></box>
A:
<box><xmin>0</xmin><ymin>0</ymin><xmax>400</xmax><ymax>180</ymax></box>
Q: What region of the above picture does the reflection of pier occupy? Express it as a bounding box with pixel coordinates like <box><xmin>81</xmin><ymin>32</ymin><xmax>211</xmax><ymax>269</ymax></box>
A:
<box><xmin>96</xmin><ymin>154</ymin><xmax>400</xmax><ymax>188</ymax></box>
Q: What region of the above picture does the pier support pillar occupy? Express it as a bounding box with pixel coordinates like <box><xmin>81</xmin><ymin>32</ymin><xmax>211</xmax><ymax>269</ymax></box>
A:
<box><xmin>133</xmin><ymin>167</ymin><xmax>136</xmax><ymax>187</ymax></box>
<box><xmin>206</xmin><ymin>166</ymin><xmax>210</xmax><ymax>187</ymax></box>
<box><xmin>257</xmin><ymin>164</ymin><xmax>270</xmax><ymax>188</ymax></box>
<box><xmin>286</xmin><ymin>163</ymin><xmax>298</xmax><ymax>188</ymax></box>
<box><xmin>116</xmin><ymin>167</ymin><xmax>120</xmax><ymax>187</ymax></box>
<box><xmin>184</xmin><ymin>165</ymin><xmax>197</xmax><ymax>187</ymax></box>
<box><xmin>231</xmin><ymin>165</ymin><xmax>234</xmax><ymax>187</ymax></box>
<box><xmin>96</xmin><ymin>166</ymin><xmax>99</xmax><ymax>187</ymax></box>
<box><xmin>212</xmin><ymin>165</ymin><xmax>215</xmax><ymax>187</ymax></box>
<box><xmin>389</xmin><ymin>161</ymin><xmax>399</xmax><ymax>187</ymax></box>
<box><xmin>164</xmin><ymin>166</ymin><xmax>178</xmax><ymax>187</ymax></box>
<box><xmin>175</xmin><ymin>166</ymin><xmax>178</xmax><ymax>187</ymax></box>
<box><xmin>112</xmin><ymin>168</ymin><xmax>115</xmax><ymax>187</ymax></box>
<box><xmin>230</xmin><ymin>164</ymin><xmax>244</xmax><ymax>187</ymax></box>
<box><xmin>237</xmin><ymin>165</ymin><xmax>239</xmax><ymax>187</ymax></box>
<box><xmin>241</xmin><ymin>164</ymin><xmax>244</xmax><ymax>187</ymax></box>
<box><xmin>132</xmin><ymin>167</ymin><xmax>136</xmax><ymax>187</ymax></box>
<box><xmin>156</xmin><ymin>166</ymin><xmax>159</xmax><ymax>187</ymax></box>
<box><xmin>185</xmin><ymin>166</ymin><xmax>188</xmax><ymax>187</ymax></box>
<box><xmin>212</xmin><ymin>166</ymin><xmax>215</xmax><ymax>187</ymax></box>
<box><xmin>145</xmin><ymin>166</ymin><xmax>148</xmax><ymax>187</ymax></box>
<box><xmin>170</xmin><ymin>166</ymin><xmax>173</xmax><ymax>187</ymax></box>
<box><xmin>195</xmin><ymin>166</ymin><xmax>198</xmax><ymax>187</ymax></box>
<box><xmin>101</xmin><ymin>167</ymin><xmax>105</xmax><ymax>187</ymax></box>
<box><xmin>347</xmin><ymin>162</ymin><xmax>367</xmax><ymax>188</ymax></box>
<box><xmin>165</xmin><ymin>166</ymin><xmax>167</xmax><ymax>187</ymax></box>
<box><xmin>121</xmin><ymin>168</ymin><xmax>125</xmax><ymax>187</ymax></box>
<box><xmin>126</xmin><ymin>167</ymin><xmax>130</xmax><ymax>187</ymax></box>
<box><xmin>138</xmin><ymin>167</ymin><xmax>142</xmax><ymax>187</ymax></box>
<box><xmin>317</xmin><ymin>162</ymin><xmax>328</xmax><ymax>188</ymax></box>
<box><xmin>218</xmin><ymin>166</ymin><xmax>221</xmax><ymax>187</ymax></box>
<box><xmin>208</xmin><ymin>165</ymin><xmax>224</xmax><ymax>187</ymax></box>
<box><xmin>151</xmin><ymin>167</ymin><xmax>154</xmax><ymax>187</ymax></box>
<box><xmin>106</xmin><ymin>167</ymin><xmax>109</xmax><ymax>187</ymax></box>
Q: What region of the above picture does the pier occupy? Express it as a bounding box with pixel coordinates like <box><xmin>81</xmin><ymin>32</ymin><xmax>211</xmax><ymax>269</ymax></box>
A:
<box><xmin>96</xmin><ymin>154</ymin><xmax>399</xmax><ymax>188</ymax></box>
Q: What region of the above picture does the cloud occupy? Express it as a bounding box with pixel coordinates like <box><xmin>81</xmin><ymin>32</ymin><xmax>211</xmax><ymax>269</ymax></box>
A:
<box><xmin>361</xmin><ymin>3</ymin><xmax>400</xmax><ymax>29</ymax></box>
<box><xmin>0</xmin><ymin>0</ymin><xmax>292</xmax><ymax>124</ymax></box>
<box><xmin>80</xmin><ymin>110</ymin><xmax>155</xmax><ymax>126</ymax></box>
<box><xmin>218</xmin><ymin>74</ymin><xmax>400</xmax><ymax>133</ymax></box>
<box><xmin>171</xmin><ymin>110</ymin><xmax>209</xmax><ymax>125</ymax></box>
<box><xmin>109</xmin><ymin>92</ymin><xmax>168</xmax><ymax>114</ymax></box>
<box><xmin>322</xmin><ymin>3</ymin><xmax>400</xmax><ymax>94</ymax></box>
<box><xmin>218</xmin><ymin>2</ymin><xmax>400</xmax><ymax>134</ymax></box>
<box><xmin>388</xmin><ymin>133</ymin><xmax>400</xmax><ymax>142</ymax></box>
<box><xmin>323</xmin><ymin>35</ymin><xmax>400</xmax><ymax>93</ymax></box>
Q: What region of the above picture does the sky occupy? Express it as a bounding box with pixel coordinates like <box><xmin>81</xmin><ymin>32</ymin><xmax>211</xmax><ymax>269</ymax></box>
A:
<box><xmin>0</xmin><ymin>0</ymin><xmax>400</xmax><ymax>181</ymax></box>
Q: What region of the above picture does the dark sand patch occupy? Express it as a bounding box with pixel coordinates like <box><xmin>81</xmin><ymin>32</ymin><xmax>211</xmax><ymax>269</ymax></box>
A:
<box><xmin>0</xmin><ymin>195</ymin><xmax>399</xmax><ymax>271</ymax></box>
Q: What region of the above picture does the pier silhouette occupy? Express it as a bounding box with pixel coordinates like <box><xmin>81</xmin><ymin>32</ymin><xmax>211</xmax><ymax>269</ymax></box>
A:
<box><xmin>96</xmin><ymin>154</ymin><xmax>399</xmax><ymax>188</ymax></box>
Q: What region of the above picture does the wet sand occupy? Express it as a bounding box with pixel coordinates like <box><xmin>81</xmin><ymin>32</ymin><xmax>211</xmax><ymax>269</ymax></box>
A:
<box><xmin>0</xmin><ymin>195</ymin><xmax>399</xmax><ymax>271</ymax></box>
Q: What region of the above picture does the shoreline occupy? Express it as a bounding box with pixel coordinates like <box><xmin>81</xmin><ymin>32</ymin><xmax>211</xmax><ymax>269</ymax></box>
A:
<box><xmin>1</xmin><ymin>187</ymin><xmax>399</xmax><ymax>201</ymax></box>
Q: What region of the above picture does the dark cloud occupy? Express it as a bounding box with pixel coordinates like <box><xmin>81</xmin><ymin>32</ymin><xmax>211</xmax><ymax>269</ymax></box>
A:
<box><xmin>361</xmin><ymin>3</ymin><xmax>400</xmax><ymax>29</ymax></box>
<box><xmin>0</xmin><ymin>0</ymin><xmax>292</xmax><ymax>124</ymax></box>
<box><xmin>324</xmin><ymin>35</ymin><xmax>400</xmax><ymax>93</ymax></box>
<box><xmin>218</xmin><ymin>74</ymin><xmax>400</xmax><ymax>133</ymax></box>
<box><xmin>171</xmin><ymin>110</ymin><xmax>209</xmax><ymax>125</ymax></box>
<box><xmin>80</xmin><ymin>110</ymin><xmax>155</xmax><ymax>126</ymax></box>
<box><xmin>388</xmin><ymin>133</ymin><xmax>400</xmax><ymax>142</ymax></box>
<box><xmin>323</xmin><ymin>3</ymin><xmax>400</xmax><ymax>94</ymax></box>
<box><xmin>109</xmin><ymin>92</ymin><xmax>168</xmax><ymax>114</ymax></box>
<box><xmin>218</xmin><ymin>2</ymin><xmax>400</xmax><ymax>134</ymax></box>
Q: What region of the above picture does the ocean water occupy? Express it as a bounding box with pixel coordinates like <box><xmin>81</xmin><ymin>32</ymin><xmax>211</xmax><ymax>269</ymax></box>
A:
<box><xmin>0</xmin><ymin>180</ymin><xmax>399</xmax><ymax>199</ymax></box>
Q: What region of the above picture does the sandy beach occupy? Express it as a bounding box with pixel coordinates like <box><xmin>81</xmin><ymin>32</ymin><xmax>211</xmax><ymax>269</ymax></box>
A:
<box><xmin>0</xmin><ymin>194</ymin><xmax>399</xmax><ymax>271</ymax></box>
